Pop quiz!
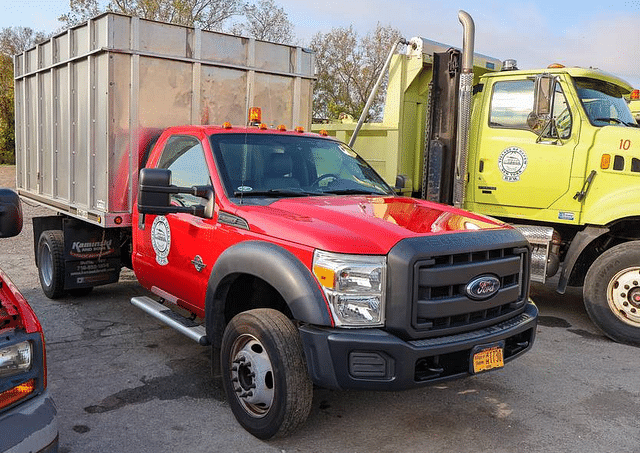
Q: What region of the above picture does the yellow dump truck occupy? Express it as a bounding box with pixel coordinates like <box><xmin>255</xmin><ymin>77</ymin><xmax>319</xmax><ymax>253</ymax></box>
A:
<box><xmin>313</xmin><ymin>11</ymin><xmax>640</xmax><ymax>345</ymax></box>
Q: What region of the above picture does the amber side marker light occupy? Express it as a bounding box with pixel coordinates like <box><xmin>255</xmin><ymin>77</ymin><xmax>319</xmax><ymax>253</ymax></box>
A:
<box><xmin>295</xmin><ymin>126</ymin><xmax>305</xmax><ymax>133</ymax></box>
<box><xmin>601</xmin><ymin>154</ymin><xmax>611</xmax><ymax>169</ymax></box>
<box><xmin>222</xmin><ymin>122</ymin><xmax>233</xmax><ymax>129</ymax></box>
<box><xmin>277</xmin><ymin>124</ymin><xmax>287</xmax><ymax>131</ymax></box>
<box><xmin>319</xmin><ymin>129</ymin><xmax>329</xmax><ymax>136</ymax></box>
<box><xmin>631</xmin><ymin>90</ymin><xmax>640</xmax><ymax>100</ymax></box>
<box><xmin>0</xmin><ymin>379</ymin><xmax>36</xmax><ymax>410</ymax></box>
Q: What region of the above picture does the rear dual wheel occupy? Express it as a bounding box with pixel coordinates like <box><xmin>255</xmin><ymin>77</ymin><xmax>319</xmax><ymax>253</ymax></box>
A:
<box><xmin>37</xmin><ymin>230</ymin><xmax>94</xmax><ymax>299</ymax></box>
<box><xmin>221</xmin><ymin>308</ymin><xmax>313</xmax><ymax>439</ymax></box>
<box><xmin>37</xmin><ymin>230</ymin><xmax>65</xmax><ymax>299</ymax></box>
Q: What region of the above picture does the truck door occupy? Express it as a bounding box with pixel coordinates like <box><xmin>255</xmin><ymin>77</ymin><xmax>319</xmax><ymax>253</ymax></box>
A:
<box><xmin>472</xmin><ymin>76</ymin><xmax>576</xmax><ymax>210</ymax></box>
<box><xmin>141</xmin><ymin>134</ymin><xmax>216</xmax><ymax>311</ymax></box>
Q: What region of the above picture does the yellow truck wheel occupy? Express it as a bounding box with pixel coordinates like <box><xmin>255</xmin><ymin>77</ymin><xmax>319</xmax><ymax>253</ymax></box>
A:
<box><xmin>583</xmin><ymin>241</ymin><xmax>640</xmax><ymax>345</ymax></box>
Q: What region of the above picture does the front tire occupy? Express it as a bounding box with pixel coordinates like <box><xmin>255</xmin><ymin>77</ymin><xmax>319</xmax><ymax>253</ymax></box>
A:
<box><xmin>37</xmin><ymin>230</ymin><xmax>65</xmax><ymax>299</ymax></box>
<box><xmin>221</xmin><ymin>309</ymin><xmax>313</xmax><ymax>439</ymax></box>
<box><xmin>583</xmin><ymin>241</ymin><xmax>640</xmax><ymax>345</ymax></box>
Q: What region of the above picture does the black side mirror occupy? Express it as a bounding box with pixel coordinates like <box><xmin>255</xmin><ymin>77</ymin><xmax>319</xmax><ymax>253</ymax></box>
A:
<box><xmin>0</xmin><ymin>189</ymin><xmax>23</xmax><ymax>238</ymax></box>
<box><xmin>138</xmin><ymin>168</ymin><xmax>213</xmax><ymax>218</ymax></box>
<box><xmin>138</xmin><ymin>168</ymin><xmax>172</xmax><ymax>213</ymax></box>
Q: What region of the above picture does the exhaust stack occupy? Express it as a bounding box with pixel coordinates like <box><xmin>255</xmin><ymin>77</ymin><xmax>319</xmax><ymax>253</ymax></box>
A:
<box><xmin>453</xmin><ymin>10</ymin><xmax>475</xmax><ymax>209</ymax></box>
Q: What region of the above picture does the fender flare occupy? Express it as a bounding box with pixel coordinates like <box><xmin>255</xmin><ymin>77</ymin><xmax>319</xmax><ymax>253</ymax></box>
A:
<box><xmin>557</xmin><ymin>225</ymin><xmax>609</xmax><ymax>294</ymax></box>
<box><xmin>204</xmin><ymin>241</ymin><xmax>332</xmax><ymax>347</ymax></box>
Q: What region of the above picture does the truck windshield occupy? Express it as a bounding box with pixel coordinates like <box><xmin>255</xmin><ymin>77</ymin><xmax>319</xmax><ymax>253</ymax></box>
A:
<box><xmin>574</xmin><ymin>77</ymin><xmax>637</xmax><ymax>127</ymax></box>
<box><xmin>210</xmin><ymin>133</ymin><xmax>394</xmax><ymax>200</ymax></box>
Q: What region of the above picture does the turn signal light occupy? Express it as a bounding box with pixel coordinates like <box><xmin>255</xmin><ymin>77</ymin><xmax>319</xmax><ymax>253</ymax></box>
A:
<box><xmin>277</xmin><ymin>124</ymin><xmax>287</xmax><ymax>131</ymax></box>
<box><xmin>222</xmin><ymin>122</ymin><xmax>232</xmax><ymax>129</ymax></box>
<box><xmin>295</xmin><ymin>126</ymin><xmax>305</xmax><ymax>133</ymax></box>
<box><xmin>319</xmin><ymin>129</ymin><xmax>329</xmax><ymax>136</ymax></box>
<box><xmin>0</xmin><ymin>379</ymin><xmax>36</xmax><ymax>410</ymax></box>
<box><xmin>601</xmin><ymin>154</ymin><xmax>611</xmax><ymax>169</ymax></box>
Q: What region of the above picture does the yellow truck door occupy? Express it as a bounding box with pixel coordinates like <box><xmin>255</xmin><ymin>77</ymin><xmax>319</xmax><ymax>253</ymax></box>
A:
<box><xmin>472</xmin><ymin>76</ymin><xmax>577</xmax><ymax>212</ymax></box>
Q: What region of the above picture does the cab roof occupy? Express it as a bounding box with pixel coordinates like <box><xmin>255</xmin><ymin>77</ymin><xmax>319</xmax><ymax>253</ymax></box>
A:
<box><xmin>480</xmin><ymin>66</ymin><xmax>634</xmax><ymax>94</ymax></box>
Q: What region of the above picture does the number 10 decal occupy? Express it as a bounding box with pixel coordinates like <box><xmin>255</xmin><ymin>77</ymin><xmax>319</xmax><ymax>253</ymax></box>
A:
<box><xmin>620</xmin><ymin>139</ymin><xmax>632</xmax><ymax>150</ymax></box>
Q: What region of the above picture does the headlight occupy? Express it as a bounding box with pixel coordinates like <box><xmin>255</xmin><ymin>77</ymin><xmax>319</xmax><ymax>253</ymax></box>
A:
<box><xmin>0</xmin><ymin>341</ymin><xmax>32</xmax><ymax>378</ymax></box>
<box><xmin>313</xmin><ymin>250</ymin><xmax>386</xmax><ymax>327</ymax></box>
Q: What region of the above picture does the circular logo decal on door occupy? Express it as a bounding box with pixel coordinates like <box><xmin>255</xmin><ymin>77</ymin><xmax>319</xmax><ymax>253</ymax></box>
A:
<box><xmin>151</xmin><ymin>216</ymin><xmax>171</xmax><ymax>266</ymax></box>
<box><xmin>498</xmin><ymin>146</ymin><xmax>528</xmax><ymax>182</ymax></box>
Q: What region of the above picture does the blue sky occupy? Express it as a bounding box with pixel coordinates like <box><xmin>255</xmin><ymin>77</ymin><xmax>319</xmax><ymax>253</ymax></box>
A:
<box><xmin>2</xmin><ymin>0</ymin><xmax>640</xmax><ymax>87</ymax></box>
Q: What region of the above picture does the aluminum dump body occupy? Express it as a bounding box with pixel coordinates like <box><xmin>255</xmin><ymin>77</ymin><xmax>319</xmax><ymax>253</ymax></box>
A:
<box><xmin>14</xmin><ymin>13</ymin><xmax>315</xmax><ymax>227</ymax></box>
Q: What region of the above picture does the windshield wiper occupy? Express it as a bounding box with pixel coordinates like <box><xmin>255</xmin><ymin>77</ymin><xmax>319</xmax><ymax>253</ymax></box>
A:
<box><xmin>322</xmin><ymin>188</ymin><xmax>388</xmax><ymax>195</ymax></box>
<box><xmin>233</xmin><ymin>189</ymin><xmax>319</xmax><ymax>197</ymax></box>
<box><xmin>594</xmin><ymin>117</ymin><xmax>638</xmax><ymax>127</ymax></box>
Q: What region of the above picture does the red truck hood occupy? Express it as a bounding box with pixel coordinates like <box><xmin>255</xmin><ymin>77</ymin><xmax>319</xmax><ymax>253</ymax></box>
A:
<box><xmin>235</xmin><ymin>196</ymin><xmax>507</xmax><ymax>255</ymax></box>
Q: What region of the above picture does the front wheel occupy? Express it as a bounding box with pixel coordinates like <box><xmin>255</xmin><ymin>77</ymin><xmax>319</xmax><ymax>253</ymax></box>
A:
<box><xmin>220</xmin><ymin>309</ymin><xmax>313</xmax><ymax>439</ymax></box>
<box><xmin>583</xmin><ymin>241</ymin><xmax>640</xmax><ymax>346</ymax></box>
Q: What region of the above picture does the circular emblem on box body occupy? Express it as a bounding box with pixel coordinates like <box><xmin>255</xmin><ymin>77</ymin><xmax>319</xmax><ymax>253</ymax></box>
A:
<box><xmin>498</xmin><ymin>146</ymin><xmax>528</xmax><ymax>182</ymax></box>
<box><xmin>151</xmin><ymin>215</ymin><xmax>171</xmax><ymax>266</ymax></box>
<box><xmin>465</xmin><ymin>275</ymin><xmax>501</xmax><ymax>300</ymax></box>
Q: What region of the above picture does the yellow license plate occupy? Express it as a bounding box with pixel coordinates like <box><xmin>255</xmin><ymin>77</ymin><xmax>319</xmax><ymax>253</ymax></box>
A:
<box><xmin>472</xmin><ymin>345</ymin><xmax>504</xmax><ymax>373</ymax></box>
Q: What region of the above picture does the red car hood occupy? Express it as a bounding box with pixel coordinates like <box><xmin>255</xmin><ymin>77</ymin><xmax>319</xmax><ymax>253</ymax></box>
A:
<box><xmin>234</xmin><ymin>196</ymin><xmax>508</xmax><ymax>255</ymax></box>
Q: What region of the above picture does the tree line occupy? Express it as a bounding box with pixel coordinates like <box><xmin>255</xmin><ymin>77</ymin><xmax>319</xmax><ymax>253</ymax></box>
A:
<box><xmin>0</xmin><ymin>0</ymin><xmax>401</xmax><ymax>163</ymax></box>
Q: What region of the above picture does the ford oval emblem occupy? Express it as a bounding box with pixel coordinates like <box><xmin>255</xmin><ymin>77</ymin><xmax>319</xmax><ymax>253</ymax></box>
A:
<box><xmin>465</xmin><ymin>275</ymin><xmax>501</xmax><ymax>300</ymax></box>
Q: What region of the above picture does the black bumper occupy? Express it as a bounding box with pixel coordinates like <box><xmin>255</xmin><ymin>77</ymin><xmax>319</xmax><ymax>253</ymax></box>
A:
<box><xmin>299</xmin><ymin>300</ymin><xmax>538</xmax><ymax>391</ymax></box>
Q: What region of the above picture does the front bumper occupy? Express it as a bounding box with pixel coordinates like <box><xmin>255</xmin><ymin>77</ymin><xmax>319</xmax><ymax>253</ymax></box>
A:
<box><xmin>300</xmin><ymin>300</ymin><xmax>537</xmax><ymax>391</ymax></box>
<box><xmin>0</xmin><ymin>389</ymin><xmax>59</xmax><ymax>453</ymax></box>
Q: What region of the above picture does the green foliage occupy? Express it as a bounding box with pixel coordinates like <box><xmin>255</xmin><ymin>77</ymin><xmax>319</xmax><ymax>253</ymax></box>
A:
<box><xmin>311</xmin><ymin>24</ymin><xmax>402</xmax><ymax>122</ymax></box>
<box><xmin>0</xmin><ymin>27</ymin><xmax>47</xmax><ymax>164</ymax></box>
<box><xmin>0</xmin><ymin>54</ymin><xmax>14</xmax><ymax>164</ymax></box>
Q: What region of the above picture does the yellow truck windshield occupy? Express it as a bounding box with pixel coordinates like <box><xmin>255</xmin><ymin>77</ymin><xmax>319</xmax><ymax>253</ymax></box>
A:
<box><xmin>575</xmin><ymin>77</ymin><xmax>637</xmax><ymax>127</ymax></box>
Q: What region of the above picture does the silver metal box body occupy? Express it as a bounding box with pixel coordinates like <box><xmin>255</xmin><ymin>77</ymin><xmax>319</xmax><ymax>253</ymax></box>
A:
<box><xmin>14</xmin><ymin>13</ymin><xmax>315</xmax><ymax>227</ymax></box>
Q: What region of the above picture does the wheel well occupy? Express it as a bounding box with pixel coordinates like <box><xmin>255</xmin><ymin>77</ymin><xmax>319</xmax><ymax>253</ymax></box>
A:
<box><xmin>568</xmin><ymin>220</ymin><xmax>640</xmax><ymax>287</ymax></box>
<box><xmin>222</xmin><ymin>274</ymin><xmax>293</xmax><ymax>325</ymax></box>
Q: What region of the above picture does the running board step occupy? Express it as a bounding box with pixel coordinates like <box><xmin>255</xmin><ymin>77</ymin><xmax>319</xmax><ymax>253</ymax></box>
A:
<box><xmin>131</xmin><ymin>296</ymin><xmax>209</xmax><ymax>345</ymax></box>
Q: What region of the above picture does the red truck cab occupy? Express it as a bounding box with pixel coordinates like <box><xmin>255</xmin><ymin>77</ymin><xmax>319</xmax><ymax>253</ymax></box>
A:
<box><xmin>132</xmin><ymin>125</ymin><xmax>538</xmax><ymax>439</ymax></box>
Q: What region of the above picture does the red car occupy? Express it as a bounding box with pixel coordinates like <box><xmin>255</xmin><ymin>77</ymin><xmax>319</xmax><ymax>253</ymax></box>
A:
<box><xmin>0</xmin><ymin>189</ymin><xmax>58</xmax><ymax>452</ymax></box>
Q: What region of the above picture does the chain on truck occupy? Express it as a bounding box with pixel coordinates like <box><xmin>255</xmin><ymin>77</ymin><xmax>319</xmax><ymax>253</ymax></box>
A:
<box><xmin>313</xmin><ymin>11</ymin><xmax>640</xmax><ymax>347</ymax></box>
<box><xmin>14</xmin><ymin>12</ymin><xmax>538</xmax><ymax>438</ymax></box>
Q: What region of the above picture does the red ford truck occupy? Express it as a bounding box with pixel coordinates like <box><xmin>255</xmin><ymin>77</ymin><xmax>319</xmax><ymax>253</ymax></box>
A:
<box><xmin>14</xmin><ymin>13</ymin><xmax>538</xmax><ymax>439</ymax></box>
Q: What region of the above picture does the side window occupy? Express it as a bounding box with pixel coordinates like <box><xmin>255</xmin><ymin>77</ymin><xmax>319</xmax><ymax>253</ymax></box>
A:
<box><xmin>551</xmin><ymin>84</ymin><xmax>572</xmax><ymax>139</ymax></box>
<box><xmin>489</xmin><ymin>80</ymin><xmax>534</xmax><ymax>129</ymax></box>
<box><xmin>490</xmin><ymin>79</ymin><xmax>572</xmax><ymax>139</ymax></box>
<box><xmin>157</xmin><ymin>135</ymin><xmax>211</xmax><ymax>208</ymax></box>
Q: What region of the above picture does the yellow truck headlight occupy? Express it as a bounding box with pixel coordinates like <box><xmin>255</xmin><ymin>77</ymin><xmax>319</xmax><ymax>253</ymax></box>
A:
<box><xmin>313</xmin><ymin>250</ymin><xmax>386</xmax><ymax>327</ymax></box>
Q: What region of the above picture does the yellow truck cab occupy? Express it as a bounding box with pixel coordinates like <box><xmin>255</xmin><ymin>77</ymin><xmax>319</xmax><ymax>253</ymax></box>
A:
<box><xmin>313</xmin><ymin>11</ymin><xmax>640</xmax><ymax>346</ymax></box>
<box><xmin>468</xmin><ymin>66</ymin><xmax>639</xmax><ymax>228</ymax></box>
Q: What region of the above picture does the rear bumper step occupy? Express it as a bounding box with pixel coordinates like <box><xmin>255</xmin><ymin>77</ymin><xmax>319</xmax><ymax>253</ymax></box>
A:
<box><xmin>131</xmin><ymin>296</ymin><xmax>209</xmax><ymax>345</ymax></box>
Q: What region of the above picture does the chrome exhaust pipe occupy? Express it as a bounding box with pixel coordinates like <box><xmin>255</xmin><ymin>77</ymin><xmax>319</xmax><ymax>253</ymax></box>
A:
<box><xmin>453</xmin><ymin>10</ymin><xmax>475</xmax><ymax>209</ymax></box>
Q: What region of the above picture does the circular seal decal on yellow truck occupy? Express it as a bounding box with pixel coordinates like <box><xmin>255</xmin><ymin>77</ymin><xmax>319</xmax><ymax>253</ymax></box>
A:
<box><xmin>498</xmin><ymin>146</ymin><xmax>528</xmax><ymax>182</ymax></box>
<box><xmin>151</xmin><ymin>216</ymin><xmax>171</xmax><ymax>265</ymax></box>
